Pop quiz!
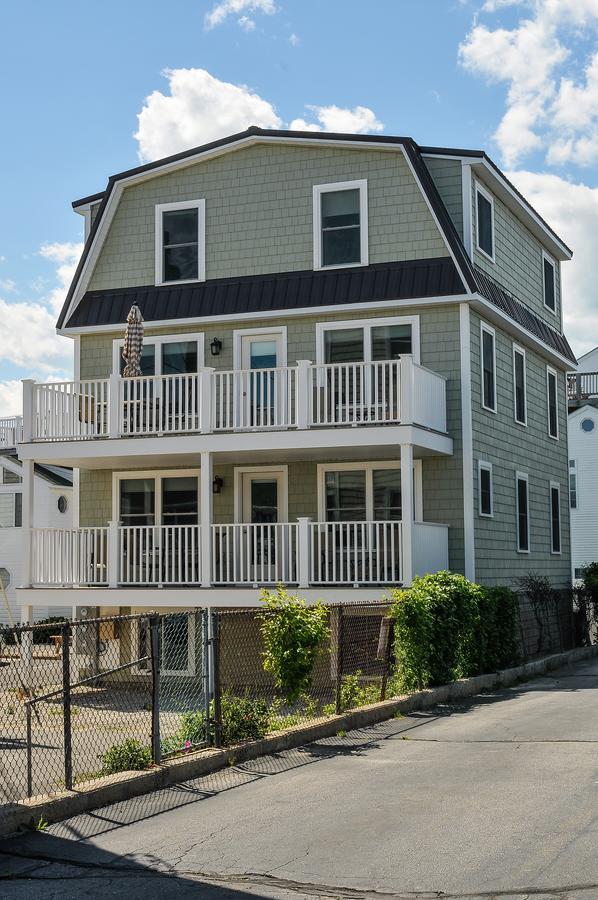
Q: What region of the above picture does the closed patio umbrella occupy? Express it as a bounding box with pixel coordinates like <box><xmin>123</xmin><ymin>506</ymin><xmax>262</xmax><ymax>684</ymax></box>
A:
<box><xmin>122</xmin><ymin>304</ymin><xmax>144</xmax><ymax>377</ymax></box>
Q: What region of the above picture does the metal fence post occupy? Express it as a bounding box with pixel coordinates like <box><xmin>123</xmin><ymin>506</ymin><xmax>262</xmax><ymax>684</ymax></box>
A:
<box><xmin>149</xmin><ymin>615</ymin><xmax>161</xmax><ymax>764</ymax></box>
<box><xmin>211</xmin><ymin>610</ymin><xmax>222</xmax><ymax>748</ymax></box>
<box><xmin>26</xmin><ymin>702</ymin><xmax>33</xmax><ymax>798</ymax></box>
<box><xmin>202</xmin><ymin>610</ymin><xmax>212</xmax><ymax>746</ymax></box>
<box><xmin>62</xmin><ymin>622</ymin><xmax>73</xmax><ymax>791</ymax></box>
<box><xmin>334</xmin><ymin>607</ymin><xmax>344</xmax><ymax>715</ymax></box>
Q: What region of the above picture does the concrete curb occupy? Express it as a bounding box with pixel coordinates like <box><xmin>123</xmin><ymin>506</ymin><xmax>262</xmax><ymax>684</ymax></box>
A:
<box><xmin>1</xmin><ymin>643</ymin><xmax>595</xmax><ymax>839</ymax></box>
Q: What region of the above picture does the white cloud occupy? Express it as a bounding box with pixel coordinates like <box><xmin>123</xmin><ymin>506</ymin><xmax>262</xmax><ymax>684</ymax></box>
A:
<box><xmin>238</xmin><ymin>15</ymin><xmax>255</xmax><ymax>31</ymax></box>
<box><xmin>39</xmin><ymin>242</ymin><xmax>83</xmax><ymax>316</ymax></box>
<box><xmin>289</xmin><ymin>32</ymin><xmax>299</xmax><ymax>46</ymax></box>
<box><xmin>507</xmin><ymin>170</ymin><xmax>598</xmax><ymax>355</ymax></box>
<box><xmin>135</xmin><ymin>68</ymin><xmax>282</xmax><ymax>162</ymax></box>
<box><xmin>135</xmin><ymin>69</ymin><xmax>384</xmax><ymax>162</ymax></box>
<box><xmin>459</xmin><ymin>1</ymin><xmax>598</xmax><ymax>167</ymax></box>
<box><xmin>204</xmin><ymin>0</ymin><xmax>276</xmax><ymax>30</ymax></box>
<box><xmin>0</xmin><ymin>279</ymin><xmax>16</xmax><ymax>293</ymax></box>
<box><xmin>0</xmin><ymin>381</ymin><xmax>24</xmax><ymax>418</ymax></box>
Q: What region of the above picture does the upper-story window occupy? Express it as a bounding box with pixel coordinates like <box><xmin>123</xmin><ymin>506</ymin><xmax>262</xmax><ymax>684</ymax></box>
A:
<box><xmin>542</xmin><ymin>251</ymin><xmax>556</xmax><ymax>314</ymax></box>
<box><xmin>546</xmin><ymin>366</ymin><xmax>559</xmax><ymax>439</ymax></box>
<box><xmin>513</xmin><ymin>344</ymin><xmax>527</xmax><ymax>426</ymax></box>
<box><xmin>480</xmin><ymin>321</ymin><xmax>496</xmax><ymax>412</ymax></box>
<box><xmin>155</xmin><ymin>200</ymin><xmax>205</xmax><ymax>286</ymax></box>
<box><xmin>475</xmin><ymin>182</ymin><xmax>494</xmax><ymax>262</ymax></box>
<box><xmin>516</xmin><ymin>471</ymin><xmax>530</xmax><ymax>553</ymax></box>
<box><xmin>313</xmin><ymin>180</ymin><xmax>368</xmax><ymax>270</ymax></box>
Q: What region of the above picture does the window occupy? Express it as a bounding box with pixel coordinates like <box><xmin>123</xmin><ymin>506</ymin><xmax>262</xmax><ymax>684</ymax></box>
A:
<box><xmin>478</xmin><ymin>462</ymin><xmax>493</xmax><ymax>517</ymax></box>
<box><xmin>569</xmin><ymin>460</ymin><xmax>577</xmax><ymax>509</ymax></box>
<box><xmin>57</xmin><ymin>496</ymin><xmax>68</xmax><ymax>514</ymax></box>
<box><xmin>319</xmin><ymin>462</ymin><xmax>422</xmax><ymax>522</ymax></box>
<box><xmin>543</xmin><ymin>252</ymin><xmax>556</xmax><ymax>313</ymax></box>
<box><xmin>581</xmin><ymin>417</ymin><xmax>595</xmax><ymax>433</ymax></box>
<box><xmin>475</xmin><ymin>183</ymin><xmax>494</xmax><ymax>261</ymax></box>
<box><xmin>481</xmin><ymin>322</ymin><xmax>496</xmax><ymax>412</ymax></box>
<box><xmin>550</xmin><ymin>483</ymin><xmax>561</xmax><ymax>554</ymax></box>
<box><xmin>513</xmin><ymin>345</ymin><xmax>527</xmax><ymax>425</ymax></box>
<box><xmin>113</xmin><ymin>333</ymin><xmax>204</xmax><ymax>377</ymax></box>
<box><xmin>155</xmin><ymin>199</ymin><xmax>205</xmax><ymax>285</ymax></box>
<box><xmin>318</xmin><ymin>317</ymin><xmax>419</xmax><ymax>365</ymax></box>
<box><xmin>1</xmin><ymin>467</ymin><xmax>21</xmax><ymax>485</ymax></box>
<box><xmin>546</xmin><ymin>367</ymin><xmax>559</xmax><ymax>439</ymax></box>
<box><xmin>0</xmin><ymin>493</ymin><xmax>21</xmax><ymax>528</ymax></box>
<box><xmin>516</xmin><ymin>472</ymin><xmax>530</xmax><ymax>553</ymax></box>
<box><xmin>116</xmin><ymin>471</ymin><xmax>199</xmax><ymax>527</ymax></box>
<box><xmin>313</xmin><ymin>180</ymin><xmax>368</xmax><ymax>269</ymax></box>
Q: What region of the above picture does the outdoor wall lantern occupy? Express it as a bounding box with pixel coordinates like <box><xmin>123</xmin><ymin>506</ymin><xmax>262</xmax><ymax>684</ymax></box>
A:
<box><xmin>212</xmin><ymin>475</ymin><xmax>224</xmax><ymax>494</ymax></box>
<box><xmin>210</xmin><ymin>337</ymin><xmax>223</xmax><ymax>356</ymax></box>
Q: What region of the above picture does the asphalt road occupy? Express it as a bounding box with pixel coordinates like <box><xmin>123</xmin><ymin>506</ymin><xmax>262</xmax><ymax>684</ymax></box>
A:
<box><xmin>2</xmin><ymin>655</ymin><xmax>598</xmax><ymax>899</ymax></box>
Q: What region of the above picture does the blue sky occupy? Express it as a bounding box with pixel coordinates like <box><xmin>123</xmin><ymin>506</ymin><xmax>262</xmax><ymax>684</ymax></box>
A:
<box><xmin>1</xmin><ymin>0</ymin><xmax>597</xmax><ymax>412</ymax></box>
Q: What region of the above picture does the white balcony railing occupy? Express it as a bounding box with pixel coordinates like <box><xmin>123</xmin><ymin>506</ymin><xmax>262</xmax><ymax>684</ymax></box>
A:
<box><xmin>26</xmin><ymin>519</ymin><xmax>448</xmax><ymax>589</ymax></box>
<box><xmin>211</xmin><ymin>523</ymin><xmax>298</xmax><ymax>584</ymax></box>
<box><xmin>309</xmin><ymin>521</ymin><xmax>402</xmax><ymax>585</ymax></box>
<box><xmin>31</xmin><ymin>527</ymin><xmax>108</xmax><ymax>586</ymax></box>
<box><xmin>118</xmin><ymin>525</ymin><xmax>201</xmax><ymax>585</ymax></box>
<box><xmin>24</xmin><ymin>357</ymin><xmax>447</xmax><ymax>443</ymax></box>
<box><xmin>0</xmin><ymin>415</ymin><xmax>23</xmax><ymax>448</ymax></box>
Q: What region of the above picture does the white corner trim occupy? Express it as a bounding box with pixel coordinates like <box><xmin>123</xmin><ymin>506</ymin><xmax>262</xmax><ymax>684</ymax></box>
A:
<box><xmin>154</xmin><ymin>198</ymin><xmax>206</xmax><ymax>287</ymax></box>
<box><xmin>459</xmin><ymin>303</ymin><xmax>475</xmax><ymax>581</ymax></box>
<box><xmin>461</xmin><ymin>161</ymin><xmax>473</xmax><ymax>259</ymax></box>
<box><xmin>312</xmin><ymin>179</ymin><xmax>368</xmax><ymax>271</ymax></box>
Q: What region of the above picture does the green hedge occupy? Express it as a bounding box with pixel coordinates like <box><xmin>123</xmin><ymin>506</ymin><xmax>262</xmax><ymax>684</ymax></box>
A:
<box><xmin>391</xmin><ymin>572</ymin><xmax>519</xmax><ymax>692</ymax></box>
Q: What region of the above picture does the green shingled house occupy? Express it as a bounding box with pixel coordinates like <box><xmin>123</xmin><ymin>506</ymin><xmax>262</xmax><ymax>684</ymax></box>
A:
<box><xmin>15</xmin><ymin>127</ymin><xmax>575</xmax><ymax>636</ymax></box>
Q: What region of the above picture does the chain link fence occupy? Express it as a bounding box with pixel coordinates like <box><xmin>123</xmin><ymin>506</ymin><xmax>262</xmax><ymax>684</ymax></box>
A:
<box><xmin>0</xmin><ymin>591</ymin><xmax>583</xmax><ymax>809</ymax></box>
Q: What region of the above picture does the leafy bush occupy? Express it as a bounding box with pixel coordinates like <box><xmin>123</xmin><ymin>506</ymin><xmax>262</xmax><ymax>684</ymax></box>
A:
<box><xmin>337</xmin><ymin>671</ymin><xmax>381</xmax><ymax>712</ymax></box>
<box><xmin>268</xmin><ymin>694</ymin><xmax>319</xmax><ymax>732</ymax></box>
<box><xmin>259</xmin><ymin>586</ymin><xmax>329</xmax><ymax>702</ymax></box>
<box><xmin>100</xmin><ymin>739</ymin><xmax>152</xmax><ymax>775</ymax></box>
<box><xmin>581</xmin><ymin>562</ymin><xmax>598</xmax><ymax>597</ymax></box>
<box><xmin>391</xmin><ymin>571</ymin><xmax>519</xmax><ymax>692</ymax></box>
<box><xmin>2</xmin><ymin>616</ymin><xmax>66</xmax><ymax>647</ymax></box>
<box><xmin>220</xmin><ymin>693</ymin><xmax>270</xmax><ymax>745</ymax></box>
<box><xmin>516</xmin><ymin>572</ymin><xmax>555</xmax><ymax>655</ymax></box>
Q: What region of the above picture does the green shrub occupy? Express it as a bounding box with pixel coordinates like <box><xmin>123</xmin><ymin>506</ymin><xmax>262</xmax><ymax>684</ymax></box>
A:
<box><xmin>259</xmin><ymin>586</ymin><xmax>330</xmax><ymax>703</ymax></box>
<box><xmin>220</xmin><ymin>693</ymin><xmax>270</xmax><ymax>745</ymax></box>
<box><xmin>100</xmin><ymin>739</ymin><xmax>152</xmax><ymax>775</ymax></box>
<box><xmin>338</xmin><ymin>671</ymin><xmax>381</xmax><ymax>711</ymax></box>
<box><xmin>391</xmin><ymin>571</ymin><xmax>519</xmax><ymax>692</ymax></box>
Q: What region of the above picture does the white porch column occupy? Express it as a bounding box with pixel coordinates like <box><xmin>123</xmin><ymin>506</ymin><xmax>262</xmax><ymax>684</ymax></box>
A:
<box><xmin>400</xmin><ymin>443</ymin><xmax>414</xmax><ymax>586</ymax></box>
<box><xmin>297</xmin><ymin>517</ymin><xmax>311</xmax><ymax>588</ymax></box>
<box><xmin>399</xmin><ymin>356</ymin><xmax>414</xmax><ymax>424</ymax></box>
<box><xmin>21</xmin><ymin>459</ymin><xmax>34</xmax><ymax>588</ymax></box>
<box><xmin>296</xmin><ymin>360</ymin><xmax>312</xmax><ymax>430</ymax></box>
<box><xmin>200</xmin><ymin>451</ymin><xmax>213</xmax><ymax>588</ymax></box>
<box><xmin>22</xmin><ymin>379</ymin><xmax>34</xmax><ymax>443</ymax></box>
<box><xmin>107</xmin><ymin>520</ymin><xmax>119</xmax><ymax>588</ymax></box>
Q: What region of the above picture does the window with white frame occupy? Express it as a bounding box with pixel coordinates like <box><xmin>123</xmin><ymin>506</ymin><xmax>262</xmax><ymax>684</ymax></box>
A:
<box><xmin>550</xmin><ymin>482</ymin><xmax>561</xmax><ymax>554</ymax></box>
<box><xmin>112</xmin><ymin>332</ymin><xmax>204</xmax><ymax>377</ymax></box>
<box><xmin>475</xmin><ymin>182</ymin><xmax>494</xmax><ymax>261</ymax></box>
<box><xmin>513</xmin><ymin>344</ymin><xmax>527</xmax><ymax>425</ymax></box>
<box><xmin>318</xmin><ymin>462</ymin><xmax>422</xmax><ymax>522</ymax></box>
<box><xmin>317</xmin><ymin>316</ymin><xmax>419</xmax><ymax>365</ymax></box>
<box><xmin>114</xmin><ymin>470</ymin><xmax>199</xmax><ymax>527</ymax></box>
<box><xmin>481</xmin><ymin>322</ymin><xmax>496</xmax><ymax>412</ymax></box>
<box><xmin>155</xmin><ymin>199</ymin><xmax>205</xmax><ymax>285</ymax></box>
<box><xmin>569</xmin><ymin>459</ymin><xmax>577</xmax><ymax>509</ymax></box>
<box><xmin>546</xmin><ymin>366</ymin><xmax>559</xmax><ymax>439</ymax></box>
<box><xmin>1</xmin><ymin>467</ymin><xmax>21</xmax><ymax>485</ymax></box>
<box><xmin>542</xmin><ymin>252</ymin><xmax>556</xmax><ymax>314</ymax></box>
<box><xmin>516</xmin><ymin>472</ymin><xmax>530</xmax><ymax>553</ymax></box>
<box><xmin>478</xmin><ymin>461</ymin><xmax>493</xmax><ymax>517</ymax></box>
<box><xmin>313</xmin><ymin>180</ymin><xmax>368</xmax><ymax>269</ymax></box>
<box><xmin>0</xmin><ymin>493</ymin><xmax>21</xmax><ymax>528</ymax></box>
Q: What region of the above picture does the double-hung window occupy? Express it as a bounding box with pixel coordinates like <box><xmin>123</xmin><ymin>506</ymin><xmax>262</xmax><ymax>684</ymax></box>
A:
<box><xmin>313</xmin><ymin>180</ymin><xmax>368</xmax><ymax>269</ymax></box>
<box><xmin>481</xmin><ymin>322</ymin><xmax>496</xmax><ymax>412</ymax></box>
<box><xmin>516</xmin><ymin>472</ymin><xmax>530</xmax><ymax>553</ymax></box>
<box><xmin>542</xmin><ymin>252</ymin><xmax>556</xmax><ymax>314</ymax></box>
<box><xmin>478</xmin><ymin>462</ymin><xmax>493</xmax><ymax>517</ymax></box>
<box><xmin>155</xmin><ymin>199</ymin><xmax>205</xmax><ymax>285</ymax></box>
<box><xmin>513</xmin><ymin>344</ymin><xmax>527</xmax><ymax>425</ymax></box>
<box><xmin>475</xmin><ymin>182</ymin><xmax>494</xmax><ymax>261</ymax></box>
<box><xmin>569</xmin><ymin>460</ymin><xmax>577</xmax><ymax>509</ymax></box>
<box><xmin>546</xmin><ymin>367</ymin><xmax>559</xmax><ymax>439</ymax></box>
<box><xmin>0</xmin><ymin>493</ymin><xmax>22</xmax><ymax>527</ymax></box>
<box><xmin>550</xmin><ymin>483</ymin><xmax>561</xmax><ymax>554</ymax></box>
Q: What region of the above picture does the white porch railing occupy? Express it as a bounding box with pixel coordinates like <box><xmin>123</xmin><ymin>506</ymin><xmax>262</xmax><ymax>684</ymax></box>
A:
<box><xmin>212</xmin><ymin>367</ymin><xmax>298</xmax><ymax>430</ymax></box>
<box><xmin>118</xmin><ymin>525</ymin><xmax>201</xmax><ymax>585</ymax></box>
<box><xmin>24</xmin><ymin>357</ymin><xmax>447</xmax><ymax>442</ymax></box>
<box><xmin>32</xmin><ymin>381</ymin><xmax>109</xmax><ymax>441</ymax></box>
<box><xmin>309</xmin><ymin>521</ymin><xmax>402</xmax><ymax>585</ymax></box>
<box><xmin>211</xmin><ymin>523</ymin><xmax>298</xmax><ymax>584</ymax></box>
<box><xmin>31</xmin><ymin>527</ymin><xmax>108</xmax><ymax>586</ymax></box>
<box><xmin>0</xmin><ymin>416</ymin><xmax>23</xmax><ymax>448</ymax></box>
<box><xmin>412</xmin><ymin>522</ymin><xmax>449</xmax><ymax>577</ymax></box>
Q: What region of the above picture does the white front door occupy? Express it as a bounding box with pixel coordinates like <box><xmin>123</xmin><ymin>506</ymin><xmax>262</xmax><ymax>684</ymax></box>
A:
<box><xmin>239</xmin><ymin>333</ymin><xmax>285</xmax><ymax>427</ymax></box>
<box><xmin>240</xmin><ymin>469</ymin><xmax>286</xmax><ymax>582</ymax></box>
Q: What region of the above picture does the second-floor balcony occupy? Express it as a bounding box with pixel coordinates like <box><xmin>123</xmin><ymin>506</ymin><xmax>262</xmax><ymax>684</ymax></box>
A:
<box><xmin>0</xmin><ymin>416</ymin><xmax>23</xmax><ymax>450</ymax></box>
<box><xmin>23</xmin><ymin>357</ymin><xmax>447</xmax><ymax>445</ymax></box>
<box><xmin>568</xmin><ymin>371</ymin><xmax>598</xmax><ymax>405</ymax></box>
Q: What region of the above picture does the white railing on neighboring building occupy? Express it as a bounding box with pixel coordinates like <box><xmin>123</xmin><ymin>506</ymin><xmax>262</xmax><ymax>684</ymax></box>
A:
<box><xmin>412</xmin><ymin>522</ymin><xmax>449</xmax><ymax>578</ymax></box>
<box><xmin>31</xmin><ymin>527</ymin><xmax>108</xmax><ymax>586</ymax></box>
<box><xmin>211</xmin><ymin>523</ymin><xmax>298</xmax><ymax>584</ymax></box>
<box><xmin>568</xmin><ymin>371</ymin><xmax>598</xmax><ymax>401</ymax></box>
<box><xmin>118</xmin><ymin>525</ymin><xmax>201</xmax><ymax>585</ymax></box>
<box><xmin>23</xmin><ymin>357</ymin><xmax>447</xmax><ymax>443</ymax></box>
<box><xmin>212</xmin><ymin>367</ymin><xmax>298</xmax><ymax>430</ymax></box>
<box><xmin>309</xmin><ymin>521</ymin><xmax>402</xmax><ymax>585</ymax></box>
<box><xmin>0</xmin><ymin>416</ymin><xmax>23</xmax><ymax>448</ymax></box>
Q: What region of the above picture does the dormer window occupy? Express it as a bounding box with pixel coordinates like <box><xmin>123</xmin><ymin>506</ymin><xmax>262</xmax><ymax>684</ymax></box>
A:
<box><xmin>313</xmin><ymin>180</ymin><xmax>368</xmax><ymax>270</ymax></box>
<box><xmin>543</xmin><ymin>251</ymin><xmax>556</xmax><ymax>313</ymax></box>
<box><xmin>155</xmin><ymin>199</ymin><xmax>205</xmax><ymax>285</ymax></box>
<box><xmin>475</xmin><ymin>182</ymin><xmax>494</xmax><ymax>262</ymax></box>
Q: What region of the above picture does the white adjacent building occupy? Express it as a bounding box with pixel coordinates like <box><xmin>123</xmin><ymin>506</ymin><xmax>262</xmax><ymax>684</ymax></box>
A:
<box><xmin>568</xmin><ymin>348</ymin><xmax>598</xmax><ymax>581</ymax></box>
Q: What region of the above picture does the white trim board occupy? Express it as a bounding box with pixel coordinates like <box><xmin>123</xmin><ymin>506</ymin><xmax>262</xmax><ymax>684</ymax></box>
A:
<box><xmin>232</xmin><ymin>464</ymin><xmax>289</xmax><ymax>524</ymax></box>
